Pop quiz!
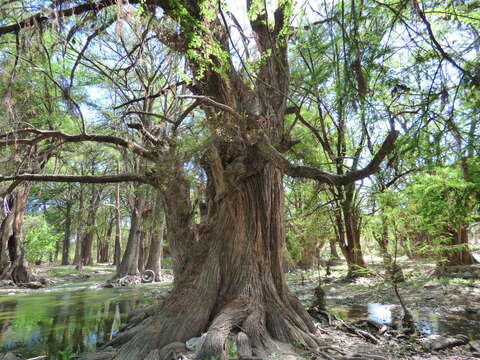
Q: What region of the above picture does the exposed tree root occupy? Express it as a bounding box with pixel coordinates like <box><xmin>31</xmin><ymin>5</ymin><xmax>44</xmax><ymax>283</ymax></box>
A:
<box><xmin>312</xmin><ymin>346</ymin><xmax>387</xmax><ymax>360</ymax></box>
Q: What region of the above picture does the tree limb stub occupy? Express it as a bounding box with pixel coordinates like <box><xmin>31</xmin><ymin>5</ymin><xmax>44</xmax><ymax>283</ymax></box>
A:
<box><xmin>257</xmin><ymin>130</ymin><xmax>399</xmax><ymax>185</ymax></box>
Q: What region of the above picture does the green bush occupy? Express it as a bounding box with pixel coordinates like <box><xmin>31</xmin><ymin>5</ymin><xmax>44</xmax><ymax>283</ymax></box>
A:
<box><xmin>24</xmin><ymin>215</ymin><xmax>58</xmax><ymax>263</ymax></box>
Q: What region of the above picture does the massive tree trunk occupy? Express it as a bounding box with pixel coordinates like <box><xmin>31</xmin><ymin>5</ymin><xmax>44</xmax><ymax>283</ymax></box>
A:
<box><xmin>61</xmin><ymin>201</ymin><xmax>72</xmax><ymax>265</ymax></box>
<box><xmin>113</xmin><ymin>164</ymin><xmax>320</xmax><ymax>359</ymax></box>
<box><xmin>0</xmin><ymin>183</ymin><xmax>33</xmax><ymax>283</ymax></box>
<box><xmin>441</xmin><ymin>223</ymin><xmax>478</xmax><ymax>266</ymax></box>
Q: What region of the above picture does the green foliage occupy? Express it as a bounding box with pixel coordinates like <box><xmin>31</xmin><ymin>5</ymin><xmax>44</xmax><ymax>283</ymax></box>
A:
<box><xmin>24</xmin><ymin>216</ymin><xmax>59</xmax><ymax>263</ymax></box>
<box><xmin>406</xmin><ymin>168</ymin><xmax>475</xmax><ymax>233</ymax></box>
<box><xmin>226</xmin><ymin>340</ymin><xmax>238</xmax><ymax>358</ymax></box>
<box><xmin>401</xmin><ymin>167</ymin><xmax>479</xmax><ymax>261</ymax></box>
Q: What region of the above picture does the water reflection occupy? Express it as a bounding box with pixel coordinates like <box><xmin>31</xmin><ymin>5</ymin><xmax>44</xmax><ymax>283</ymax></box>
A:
<box><xmin>332</xmin><ymin>303</ymin><xmax>480</xmax><ymax>339</ymax></box>
<box><xmin>0</xmin><ymin>288</ymin><xmax>152</xmax><ymax>359</ymax></box>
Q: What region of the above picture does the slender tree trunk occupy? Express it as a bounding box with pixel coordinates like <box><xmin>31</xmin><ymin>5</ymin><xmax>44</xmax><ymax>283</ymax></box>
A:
<box><xmin>98</xmin><ymin>218</ymin><xmax>113</xmax><ymax>263</ymax></box>
<box><xmin>116</xmin><ymin>190</ymin><xmax>144</xmax><ymax>277</ymax></box>
<box><xmin>0</xmin><ymin>183</ymin><xmax>33</xmax><ymax>283</ymax></box>
<box><xmin>113</xmin><ymin>183</ymin><xmax>122</xmax><ymax>267</ymax></box>
<box><xmin>74</xmin><ymin>183</ymin><xmax>84</xmax><ymax>268</ymax></box>
<box><xmin>137</xmin><ymin>230</ymin><xmax>149</xmax><ymax>273</ymax></box>
<box><xmin>335</xmin><ymin>208</ymin><xmax>367</xmax><ymax>278</ymax></box>
<box><xmin>376</xmin><ymin>215</ymin><xmax>404</xmax><ymax>282</ymax></box>
<box><xmin>145</xmin><ymin>194</ymin><xmax>164</xmax><ymax>281</ymax></box>
<box><xmin>441</xmin><ymin>223</ymin><xmax>478</xmax><ymax>266</ymax></box>
<box><xmin>329</xmin><ymin>237</ymin><xmax>340</xmax><ymax>259</ymax></box>
<box><xmin>80</xmin><ymin>187</ymin><xmax>102</xmax><ymax>266</ymax></box>
<box><xmin>61</xmin><ymin>201</ymin><xmax>72</xmax><ymax>265</ymax></box>
<box><xmin>331</xmin><ymin>185</ymin><xmax>367</xmax><ymax>278</ymax></box>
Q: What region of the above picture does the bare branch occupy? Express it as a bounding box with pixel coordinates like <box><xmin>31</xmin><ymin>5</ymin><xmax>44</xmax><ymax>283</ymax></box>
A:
<box><xmin>114</xmin><ymin>81</ymin><xmax>186</xmax><ymax>109</ymax></box>
<box><xmin>257</xmin><ymin>131</ymin><xmax>400</xmax><ymax>185</ymax></box>
<box><xmin>176</xmin><ymin>95</ymin><xmax>242</xmax><ymax>121</ymax></box>
<box><xmin>127</xmin><ymin>123</ymin><xmax>161</xmax><ymax>144</ymax></box>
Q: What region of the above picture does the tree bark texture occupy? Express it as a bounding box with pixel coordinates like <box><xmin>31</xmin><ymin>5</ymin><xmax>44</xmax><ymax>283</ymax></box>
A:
<box><xmin>0</xmin><ymin>183</ymin><xmax>33</xmax><ymax>283</ymax></box>
<box><xmin>113</xmin><ymin>165</ymin><xmax>320</xmax><ymax>359</ymax></box>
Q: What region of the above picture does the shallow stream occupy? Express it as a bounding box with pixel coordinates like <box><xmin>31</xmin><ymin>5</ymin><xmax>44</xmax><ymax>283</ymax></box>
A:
<box><xmin>329</xmin><ymin>302</ymin><xmax>480</xmax><ymax>339</ymax></box>
<box><xmin>0</xmin><ymin>282</ymin><xmax>160</xmax><ymax>359</ymax></box>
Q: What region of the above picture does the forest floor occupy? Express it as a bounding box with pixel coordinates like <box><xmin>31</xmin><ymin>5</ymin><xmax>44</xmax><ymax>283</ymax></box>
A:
<box><xmin>288</xmin><ymin>254</ymin><xmax>480</xmax><ymax>360</ymax></box>
<box><xmin>1</xmin><ymin>258</ymin><xmax>480</xmax><ymax>359</ymax></box>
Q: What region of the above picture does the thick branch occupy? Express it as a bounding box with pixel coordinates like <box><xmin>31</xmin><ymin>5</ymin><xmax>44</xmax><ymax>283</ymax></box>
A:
<box><xmin>0</xmin><ymin>0</ymin><xmax>118</xmax><ymax>37</ymax></box>
<box><xmin>0</xmin><ymin>173</ymin><xmax>149</xmax><ymax>185</ymax></box>
<box><xmin>0</xmin><ymin>128</ymin><xmax>155</xmax><ymax>160</ymax></box>
<box><xmin>257</xmin><ymin>131</ymin><xmax>399</xmax><ymax>185</ymax></box>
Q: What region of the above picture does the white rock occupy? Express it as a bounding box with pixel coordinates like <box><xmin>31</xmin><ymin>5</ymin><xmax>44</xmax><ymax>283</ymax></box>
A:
<box><xmin>185</xmin><ymin>333</ymin><xmax>206</xmax><ymax>352</ymax></box>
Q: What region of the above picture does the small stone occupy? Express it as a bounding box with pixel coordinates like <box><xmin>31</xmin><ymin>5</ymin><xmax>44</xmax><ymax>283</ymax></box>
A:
<box><xmin>22</xmin><ymin>281</ymin><xmax>44</xmax><ymax>289</ymax></box>
<box><xmin>185</xmin><ymin>333</ymin><xmax>206</xmax><ymax>352</ymax></box>
<box><xmin>423</xmin><ymin>281</ymin><xmax>437</xmax><ymax>288</ymax></box>
<box><xmin>463</xmin><ymin>272</ymin><xmax>473</xmax><ymax>278</ymax></box>
<box><xmin>158</xmin><ymin>342</ymin><xmax>187</xmax><ymax>360</ymax></box>
<box><xmin>0</xmin><ymin>280</ymin><xmax>15</xmax><ymax>287</ymax></box>
<box><xmin>421</xmin><ymin>334</ymin><xmax>467</xmax><ymax>351</ymax></box>
<box><xmin>0</xmin><ymin>352</ymin><xmax>20</xmax><ymax>360</ymax></box>
<box><xmin>470</xmin><ymin>340</ymin><xmax>480</xmax><ymax>352</ymax></box>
